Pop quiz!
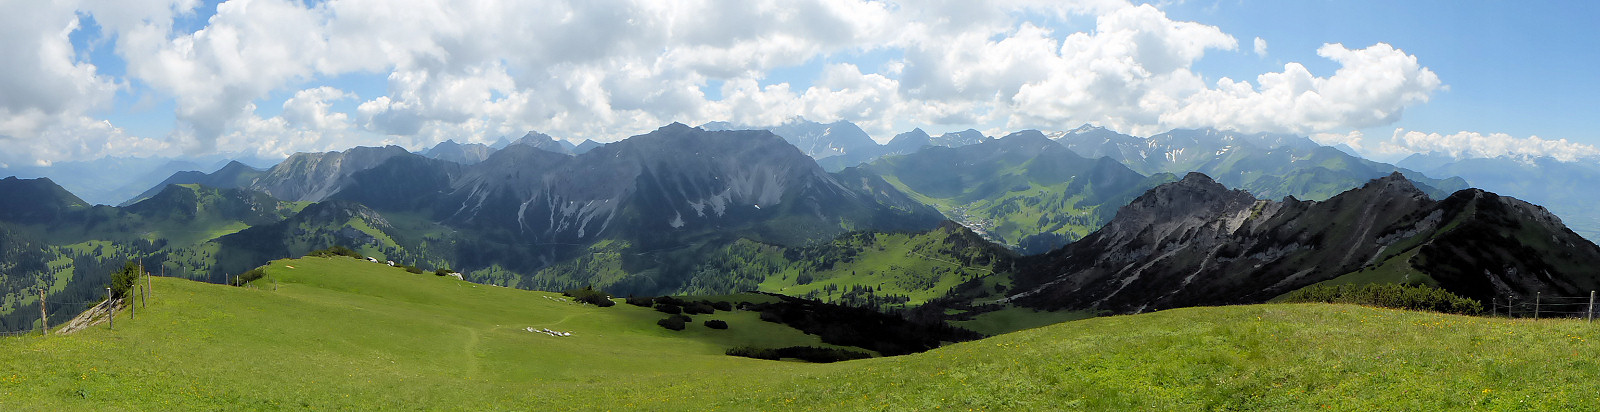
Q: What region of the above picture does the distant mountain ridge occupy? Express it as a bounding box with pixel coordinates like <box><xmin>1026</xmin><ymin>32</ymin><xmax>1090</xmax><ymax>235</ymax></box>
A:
<box><xmin>422</xmin><ymin>139</ymin><xmax>495</xmax><ymax>165</ymax></box>
<box><xmin>701</xmin><ymin>118</ymin><xmax>878</xmax><ymax>161</ymax></box>
<box><xmin>1399</xmin><ymin>153</ymin><xmax>1600</xmax><ymax>240</ymax></box>
<box><xmin>1050</xmin><ymin>126</ymin><xmax>1468</xmax><ymax>201</ymax></box>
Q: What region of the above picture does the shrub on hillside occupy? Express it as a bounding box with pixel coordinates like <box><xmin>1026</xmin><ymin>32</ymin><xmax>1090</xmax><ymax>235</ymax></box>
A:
<box><xmin>725</xmin><ymin>346</ymin><xmax>779</xmax><ymax>360</ymax></box>
<box><xmin>654</xmin><ymin>296</ymin><xmax>687</xmax><ymax>306</ymax></box>
<box><xmin>306</xmin><ymin>246</ymin><xmax>363</xmax><ymax>259</ymax></box>
<box><xmin>230</xmin><ymin>268</ymin><xmax>266</xmax><ymax>287</ymax></box>
<box><xmin>654</xmin><ymin>303</ymin><xmax>682</xmax><ymax>314</ymax></box>
<box><xmin>725</xmin><ymin>346</ymin><xmax>872</xmax><ymax>363</ymax></box>
<box><xmin>683</xmin><ymin>302</ymin><xmax>716</xmax><ymax>315</ymax></box>
<box><xmin>403</xmin><ymin>265</ymin><xmax>425</xmax><ymax>274</ymax></box>
<box><xmin>704</xmin><ymin>319</ymin><xmax>728</xmax><ymax>329</ymax></box>
<box><xmin>433</xmin><ymin>268</ymin><xmax>453</xmax><ymax>277</ymax></box>
<box><xmin>1280</xmin><ymin>283</ymin><xmax>1483</xmax><ymax>315</ymax></box>
<box><xmin>626</xmin><ymin>296</ymin><xmax>654</xmax><ymax>307</ymax></box>
<box><xmin>563</xmin><ymin>286</ymin><xmax>615</xmax><ymax>307</ymax></box>
<box><xmin>111</xmin><ymin>261</ymin><xmax>141</xmax><ymax>296</ymax></box>
<box><xmin>711</xmin><ymin>301</ymin><xmax>733</xmax><ymax>311</ymax></box>
<box><xmin>657</xmin><ymin>316</ymin><xmax>686</xmax><ymax>331</ymax></box>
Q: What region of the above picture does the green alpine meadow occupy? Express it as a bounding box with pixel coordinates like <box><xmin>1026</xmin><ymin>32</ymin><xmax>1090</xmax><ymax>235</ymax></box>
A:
<box><xmin>4</xmin><ymin>256</ymin><xmax>1598</xmax><ymax>410</ymax></box>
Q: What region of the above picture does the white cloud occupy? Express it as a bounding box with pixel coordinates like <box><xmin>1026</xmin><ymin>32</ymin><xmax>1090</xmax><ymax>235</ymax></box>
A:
<box><xmin>1007</xmin><ymin>3</ymin><xmax>1237</xmax><ymax>135</ymax></box>
<box><xmin>1380</xmin><ymin>128</ymin><xmax>1600</xmax><ymax>162</ymax></box>
<box><xmin>0</xmin><ymin>1</ymin><xmax>120</xmax><ymax>156</ymax></box>
<box><xmin>1311</xmin><ymin>130</ymin><xmax>1365</xmax><ymax>150</ymax></box>
<box><xmin>1162</xmin><ymin>43</ymin><xmax>1442</xmax><ymax>134</ymax></box>
<box><xmin>0</xmin><ymin>0</ymin><xmax>1462</xmax><ymax>164</ymax></box>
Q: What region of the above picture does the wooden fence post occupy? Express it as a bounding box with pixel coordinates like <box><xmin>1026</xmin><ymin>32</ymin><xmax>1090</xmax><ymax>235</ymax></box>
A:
<box><xmin>1535</xmin><ymin>292</ymin><xmax>1541</xmax><ymax>319</ymax></box>
<box><xmin>1588</xmin><ymin>290</ymin><xmax>1595</xmax><ymax>323</ymax></box>
<box><xmin>39</xmin><ymin>288</ymin><xmax>48</xmax><ymax>336</ymax></box>
<box><xmin>106</xmin><ymin>287</ymin><xmax>113</xmax><ymax>330</ymax></box>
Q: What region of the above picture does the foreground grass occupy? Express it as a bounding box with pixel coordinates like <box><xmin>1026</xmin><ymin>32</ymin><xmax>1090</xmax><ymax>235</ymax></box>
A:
<box><xmin>3</xmin><ymin>256</ymin><xmax>1598</xmax><ymax>410</ymax></box>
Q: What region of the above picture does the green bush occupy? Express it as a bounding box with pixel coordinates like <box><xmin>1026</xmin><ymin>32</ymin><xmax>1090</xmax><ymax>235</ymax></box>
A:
<box><xmin>710</xmin><ymin>301</ymin><xmax>733</xmax><ymax>311</ymax></box>
<box><xmin>704</xmin><ymin>320</ymin><xmax>728</xmax><ymax>329</ymax></box>
<box><xmin>654</xmin><ymin>303</ymin><xmax>682</xmax><ymax>314</ymax></box>
<box><xmin>725</xmin><ymin>346</ymin><xmax>872</xmax><ymax>363</ymax></box>
<box><xmin>111</xmin><ymin>261</ymin><xmax>141</xmax><ymax>297</ymax></box>
<box><xmin>564</xmin><ymin>286</ymin><xmax>615</xmax><ymax>307</ymax></box>
<box><xmin>625</xmin><ymin>296</ymin><xmax>654</xmax><ymax>307</ymax></box>
<box><xmin>433</xmin><ymin>268</ymin><xmax>453</xmax><ymax>277</ymax></box>
<box><xmin>657</xmin><ymin>316</ymin><xmax>686</xmax><ymax>331</ymax></box>
<box><xmin>306</xmin><ymin>246</ymin><xmax>363</xmax><ymax>259</ymax></box>
<box><xmin>683</xmin><ymin>302</ymin><xmax>716</xmax><ymax>315</ymax></box>
<box><xmin>230</xmin><ymin>268</ymin><xmax>266</xmax><ymax>287</ymax></box>
<box><xmin>403</xmin><ymin>265</ymin><xmax>424</xmax><ymax>274</ymax></box>
<box><xmin>1280</xmin><ymin>283</ymin><xmax>1483</xmax><ymax>315</ymax></box>
<box><xmin>725</xmin><ymin>346</ymin><xmax>779</xmax><ymax>360</ymax></box>
<box><xmin>654</xmin><ymin>296</ymin><xmax>687</xmax><ymax>306</ymax></box>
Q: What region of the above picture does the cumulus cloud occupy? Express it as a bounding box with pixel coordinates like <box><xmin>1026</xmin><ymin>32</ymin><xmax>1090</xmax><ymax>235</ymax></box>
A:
<box><xmin>0</xmin><ymin>1</ymin><xmax>167</xmax><ymax>166</ymax></box>
<box><xmin>1380</xmin><ymin>129</ymin><xmax>1600</xmax><ymax>162</ymax></box>
<box><xmin>1008</xmin><ymin>4</ymin><xmax>1236</xmax><ymax>135</ymax></box>
<box><xmin>1162</xmin><ymin>43</ymin><xmax>1442</xmax><ymax>134</ymax></box>
<box><xmin>1311</xmin><ymin>130</ymin><xmax>1365</xmax><ymax>151</ymax></box>
<box><xmin>1253</xmin><ymin>37</ymin><xmax>1268</xmax><ymax>56</ymax></box>
<box><xmin>0</xmin><ymin>0</ymin><xmax>1460</xmax><ymax>164</ymax></box>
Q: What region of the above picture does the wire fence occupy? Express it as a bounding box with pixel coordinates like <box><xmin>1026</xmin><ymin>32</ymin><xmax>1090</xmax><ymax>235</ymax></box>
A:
<box><xmin>1488</xmin><ymin>292</ymin><xmax>1597</xmax><ymax>320</ymax></box>
<box><xmin>1</xmin><ymin>296</ymin><xmax>103</xmax><ymax>337</ymax></box>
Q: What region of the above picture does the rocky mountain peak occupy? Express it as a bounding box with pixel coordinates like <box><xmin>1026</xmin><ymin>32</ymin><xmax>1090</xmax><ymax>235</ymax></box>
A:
<box><xmin>512</xmin><ymin>131</ymin><xmax>575</xmax><ymax>155</ymax></box>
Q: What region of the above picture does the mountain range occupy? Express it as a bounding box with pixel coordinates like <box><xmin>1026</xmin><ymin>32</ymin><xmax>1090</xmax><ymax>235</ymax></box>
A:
<box><xmin>1050</xmin><ymin>125</ymin><xmax>1469</xmax><ymax>201</ymax></box>
<box><xmin>3</xmin><ymin>120</ymin><xmax>1597</xmax><ymax>335</ymax></box>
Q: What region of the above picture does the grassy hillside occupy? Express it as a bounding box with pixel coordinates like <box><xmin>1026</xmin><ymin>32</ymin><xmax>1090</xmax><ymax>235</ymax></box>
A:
<box><xmin>0</xmin><ymin>256</ymin><xmax>861</xmax><ymax>409</ymax></box>
<box><xmin>866</xmin><ymin>142</ymin><xmax>1170</xmax><ymax>254</ymax></box>
<box><xmin>4</xmin><ymin>256</ymin><xmax>1598</xmax><ymax>409</ymax></box>
<box><xmin>530</xmin><ymin>223</ymin><xmax>1014</xmax><ymax>307</ymax></box>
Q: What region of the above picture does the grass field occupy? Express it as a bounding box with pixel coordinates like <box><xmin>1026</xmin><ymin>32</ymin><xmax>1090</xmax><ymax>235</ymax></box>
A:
<box><xmin>4</xmin><ymin>256</ymin><xmax>1599</xmax><ymax>410</ymax></box>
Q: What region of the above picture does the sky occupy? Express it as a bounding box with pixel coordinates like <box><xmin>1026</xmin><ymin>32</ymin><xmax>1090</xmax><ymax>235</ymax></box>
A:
<box><xmin>2</xmin><ymin>0</ymin><xmax>1597</xmax><ymax>167</ymax></box>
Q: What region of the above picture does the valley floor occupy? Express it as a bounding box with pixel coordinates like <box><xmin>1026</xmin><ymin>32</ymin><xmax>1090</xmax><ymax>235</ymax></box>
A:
<box><xmin>3</xmin><ymin>256</ymin><xmax>1597</xmax><ymax>410</ymax></box>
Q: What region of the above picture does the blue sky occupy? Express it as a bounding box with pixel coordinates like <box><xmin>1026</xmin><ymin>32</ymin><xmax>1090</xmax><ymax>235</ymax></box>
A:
<box><xmin>3</xmin><ymin>0</ymin><xmax>1596</xmax><ymax>166</ymax></box>
<box><xmin>1163</xmin><ymin>1</ymin><xmax>1600</xmax><ymax>157</ymax></box>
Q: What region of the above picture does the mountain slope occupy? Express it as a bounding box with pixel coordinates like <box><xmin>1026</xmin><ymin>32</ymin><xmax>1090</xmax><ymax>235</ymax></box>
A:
<box><xmin>861</xmin><ymin>132</ymin><xmax>1172</xmax><ymax>253</ymax></box>
<box><xmin>1010</xmin><ymin>172</ymin><xmax>1600</xmax><ymax>313</ymax></box>
<box><xmin>121</xmin><ymin>161</ymin><xmax>266</xmax><ymax>206</ymax></box>
<box><xmin>351</xmin><ymin>123</ymin><xmax>945</xmax><ymax>294</ymax></box>
<box><xmin>0</xmin><ymin>177</ymin><xmax>91</xmax><ymax>223</ymax></box>
<box><xmin>251</xmin><ymin>146</ymin><xmax>417</xmax><ymax>202</ymax></box>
